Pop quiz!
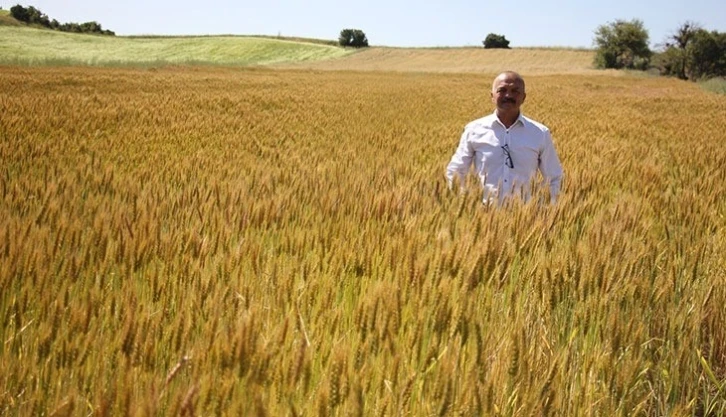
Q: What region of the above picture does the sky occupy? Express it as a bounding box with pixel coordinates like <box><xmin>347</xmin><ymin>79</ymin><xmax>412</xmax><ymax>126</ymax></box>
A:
<box><xmin>2</xmin><ymin>0</ymin><xmax>725</xmax><ymax>48</ymax></box>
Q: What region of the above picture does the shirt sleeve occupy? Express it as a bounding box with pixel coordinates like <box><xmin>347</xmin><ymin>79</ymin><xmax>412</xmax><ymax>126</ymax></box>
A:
<box><xmin>539</xmin><ymin>129</ymin><xmax>563</xmax><ymax>202</ymax></box>
<box><xmin>446</xmin><ymin>129</ymin><xmax>474</xmax><ymax>189</ymax></box>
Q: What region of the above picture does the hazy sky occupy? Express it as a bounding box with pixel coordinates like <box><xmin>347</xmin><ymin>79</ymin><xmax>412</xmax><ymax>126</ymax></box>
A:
<box><xmin>2</xmin><ymin>0</ymin><xmax>724</xmax><ymax>48</ymax></box>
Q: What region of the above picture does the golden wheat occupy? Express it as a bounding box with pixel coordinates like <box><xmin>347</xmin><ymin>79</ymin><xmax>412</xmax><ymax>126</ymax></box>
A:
<box><xmin>0</xmin><ymin>65</ymin><xmax>725</xmax><ymax>416</ymax></box>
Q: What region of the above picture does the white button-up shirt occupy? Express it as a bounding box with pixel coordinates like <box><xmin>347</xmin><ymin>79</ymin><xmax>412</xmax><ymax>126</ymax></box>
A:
<box><xmin>446</xmin><ymin>112</ymin><xmax>563</xmax><ymax>204</ymax></box>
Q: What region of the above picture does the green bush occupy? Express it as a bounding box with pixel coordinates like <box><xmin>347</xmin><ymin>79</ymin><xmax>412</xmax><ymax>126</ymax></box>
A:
<box><xmin>687</xmin><ymin>30</ymin><xmax>726</xmax><ymax>79</ymax></box>
<box><xmin>483</xmin><ymin>33</ymin><xmax>510</xmax><ymax>49</ymax></box>
<box><xmin>699</xmin><ymin>77</ymin><xmax>726</xmax><ymax>94</ymax></box>
<box><xmin>338</xmin><ymin>29</ymin><xmax>368</xmax><ymax>48</ymax></box>
<box><xmin>593</xmin><ymin>19</ymin><xmax>651</xmax><ymax>70</ymax></box>
<box><xmin>654</xmin><ymin>23</ymin><xmax>726</xmax><ymax>81</ymax></box>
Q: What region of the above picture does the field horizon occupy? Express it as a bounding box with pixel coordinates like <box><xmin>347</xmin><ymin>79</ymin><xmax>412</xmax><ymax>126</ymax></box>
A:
<box><xmin>0</xmin><ymin>9</ymin><xmax>594</xmax><ymax>51</ymax></box>
<box><xmin>0</xmin><ymin>11</ymin><xmax>601</xmax><ymax>74</ymax></box>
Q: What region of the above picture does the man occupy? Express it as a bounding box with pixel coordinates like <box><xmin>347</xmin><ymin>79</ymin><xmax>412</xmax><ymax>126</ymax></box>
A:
<box><xmin>446</xmin><ymin>71</ymin><xmax>563</xmax><ymax>205</ymax></box>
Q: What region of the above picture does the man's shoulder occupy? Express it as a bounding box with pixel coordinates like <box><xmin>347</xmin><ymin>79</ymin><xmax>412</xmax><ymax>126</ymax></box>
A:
<box><xmin>521</xmin><ymin>115</ymin><xmax>550</xmax><ymax>133</ymax></box>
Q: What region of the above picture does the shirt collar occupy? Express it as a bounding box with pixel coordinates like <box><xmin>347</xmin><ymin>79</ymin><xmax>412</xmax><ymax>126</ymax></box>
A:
<box><xmin>489</xmin><ymin>112</ymin><xmax>526</xmax><ymax>129</ymax></box>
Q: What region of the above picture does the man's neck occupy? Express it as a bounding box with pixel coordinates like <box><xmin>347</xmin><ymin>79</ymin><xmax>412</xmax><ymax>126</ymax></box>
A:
<box><xmin>496</xmin><ymin>110</ymin><xmax>520</xmax><ymax>129</ymax></box>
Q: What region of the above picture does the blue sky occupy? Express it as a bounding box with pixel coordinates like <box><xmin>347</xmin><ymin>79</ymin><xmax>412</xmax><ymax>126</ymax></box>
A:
<box><xmin>2</xmin><ymin>0</ymin><xmax>724</xmax><ymax>48</ymax></box>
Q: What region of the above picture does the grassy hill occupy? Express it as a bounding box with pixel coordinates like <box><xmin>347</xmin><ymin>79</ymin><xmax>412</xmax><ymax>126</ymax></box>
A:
<box><xmin>0</xmin><ymin>13</ymin><xmax>598</xmax><ymax>73</ymax></box>
<box><xmin>0</xmin><ymin>8</ymin><xmax>21</xmax><ymax>26</ymax></box>
<box><xmin>0</xmin><ymin>24</ymin><xmax>355</xmax><ymax>66</ymax></box>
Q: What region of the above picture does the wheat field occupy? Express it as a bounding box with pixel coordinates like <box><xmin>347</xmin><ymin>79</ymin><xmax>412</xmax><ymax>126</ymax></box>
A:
<box><xmin>277</xmin><ymin>47</ymin><xmax>601</xmax><ymax>75</ymax></box>
<box><xmin>1</xmin><ymin>65</ymin><xmax>725</xmax><ymax>416</ymax></box>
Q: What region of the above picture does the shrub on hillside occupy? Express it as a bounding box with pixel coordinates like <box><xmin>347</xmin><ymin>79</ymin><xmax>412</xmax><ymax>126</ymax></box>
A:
<box><xmin>483</xmin><ymin>33</ymin><xmax>510</xmax><ymax>49</ymax></box>
<box><xmin>339</xmin><ymin>29</ymin><xmax>369</xmax><ymax>48</ymax></box>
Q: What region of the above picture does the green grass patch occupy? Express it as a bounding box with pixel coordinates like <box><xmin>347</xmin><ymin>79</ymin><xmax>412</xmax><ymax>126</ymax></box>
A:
<box><xmin>127</xmin><ymin>33</ymin><xmax>341</xmax><ymax>47</ymax></box>
<box><xmin>0</xmin><ymin>25</ymin><xmax>353</xmax><ymax>66</ymax></box>
<box><xmin>699</xmin><ymin>77</ymin><xmax>726</xmax><ymax>94</ymax></box>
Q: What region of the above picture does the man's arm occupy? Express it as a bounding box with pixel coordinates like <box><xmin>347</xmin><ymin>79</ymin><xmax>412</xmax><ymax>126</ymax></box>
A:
<box><xmin>539</xmin><ymin>130</ymin><xmax>563</xmax><ymax>202</ymax></box>
<box><xmin>446</xmin><ymin>129</ymin><xmax>474</xmax><ymax>190</ymax></box>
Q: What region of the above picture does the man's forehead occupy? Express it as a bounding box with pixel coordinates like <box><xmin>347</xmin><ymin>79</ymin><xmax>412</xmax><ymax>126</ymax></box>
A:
<box><xmin>494</xmin><ymin>76</ymin><xmax>523</xmax><ymax>86</ymax></box>
<box><xmin>492</xmin><ymin>74</ymin><xmax>525</xmax><ymax>90</ymax></box>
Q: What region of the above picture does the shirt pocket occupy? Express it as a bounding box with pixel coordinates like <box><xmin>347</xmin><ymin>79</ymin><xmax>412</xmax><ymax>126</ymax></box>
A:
<box><xmin>508</xmin><ymin>142</ymin><xmax>540</xmax><ymax>169</ymax></box>
<box><xmin>467</xmin><ymin>131</ymin><xmax>500</xmax><ymax>166</ymax></box>
<box><xmin>468</xmin><ymin>130</ymin><xmax>500</xmax><ymax>153</ymax></box>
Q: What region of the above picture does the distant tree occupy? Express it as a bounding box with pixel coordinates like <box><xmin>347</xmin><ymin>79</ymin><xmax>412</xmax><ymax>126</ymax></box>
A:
<box><xmin>338</xmin><ymin>29</ymin><xmax>352</xmax><ymax>47</ymax></box>
<box><xmin>80</xmin><ymin>21</ymin><xmax>101</xmax><ymax>33</ymax></box>
<box><xmin>351</xmin><ymin>29</ymin><xmax>368</xmax><ymax>47</ymax></box>
<box><xmin>593</xmin><ymin>19</ymin><xmax>652</xmax><ymax>70</ymax></box>
<box><xmin>653</xmin><ymin>46</ymin><xmax>686</xmax><ymax>79</ymax></box>
<box><xmin>26</xmin><ymin>6</ymin><xmax>49</xmax><ymax>26</ymax></box>
<box><xmin>11</xmin><ymin>5</ymin><xmax>50</xmax><ymax>26</ymax></box>
<box><xmin>60</xmin><ymin>22</ymin><xmax>81</xmax><ymax>33</ymax></box>
<box><xmin>670</xmin><ymin>21</ymin><xmax>701</xmax><ymax>50</ymax></box>
<box><xmin>687</xmin><ymin>29</ymin><xmax>726</xmax><ymax>79</ymax></box>
<box><xmin>654</xmin><ymin>22</ymin><xmax>726</xmax><ymax>80</ymax></box>
<box><xmin>9</xmin><ymin>4</ymin><xmax>29</xmax><ymax>22</ymax></box>
<box><xmin>654</xmin><ymin>21</ymin><xmax>701</xmax><ymax>79</ymax></box>
<box><xmin>339</xmin><ymin>28</ymin><xmax>369</xmax><ymax>48</ymax></box>
<box><xmin>483</xmin><ymin>33</ymin><xmax>510</xmax><ymax>49</ymax></box>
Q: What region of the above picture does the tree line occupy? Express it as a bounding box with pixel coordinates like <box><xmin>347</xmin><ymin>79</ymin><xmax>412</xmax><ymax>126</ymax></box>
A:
<box><xmin>593</xmin><ymin>19</ymin><xmax>725</xmax><ymax>82</ymax></box>
<box><xmin>9</xmin><ymin>4</ymin><xmax>114</xmax><ymax>36</ymax></box>
<box><xmin>479</xmin><ymin>22</ymin><xmax>724</xmax><ymax>82</ymax></box>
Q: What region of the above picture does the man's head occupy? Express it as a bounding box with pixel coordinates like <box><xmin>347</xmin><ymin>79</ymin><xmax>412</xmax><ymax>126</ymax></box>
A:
<box><xmin>491</xmin><ymin>71</ymin><xmax>526</xmax><ymax>115</ymax></box>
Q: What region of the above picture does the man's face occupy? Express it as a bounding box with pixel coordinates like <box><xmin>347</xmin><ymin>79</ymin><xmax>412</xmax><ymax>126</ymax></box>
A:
<box><xmin>491</xmin><ymin>75</ymin><xmax>526</xmax><ymax>113</ymax></box>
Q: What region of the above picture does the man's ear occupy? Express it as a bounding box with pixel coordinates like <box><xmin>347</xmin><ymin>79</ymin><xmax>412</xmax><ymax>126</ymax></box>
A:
<box><xmin>521</xmin><ymin>92</ymin><xmax>527</xmax><ymax>103</ymax></box>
